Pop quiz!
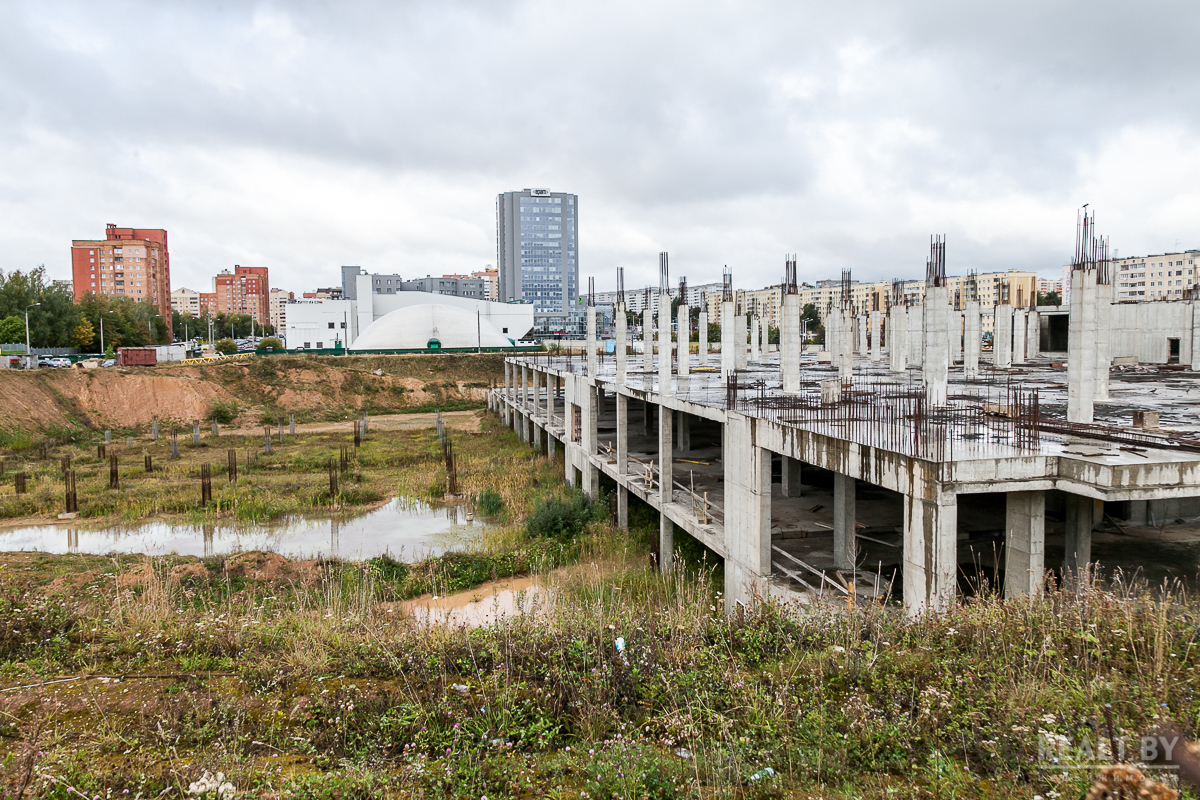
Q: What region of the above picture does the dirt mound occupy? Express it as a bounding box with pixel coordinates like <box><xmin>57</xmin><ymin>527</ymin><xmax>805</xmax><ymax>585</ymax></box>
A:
<box><xmin>169</xmin><ymin>562</ymin><xmax>209</xmax><ymax>584</ymax></box>
<box><xmin>223</xmin><ymin>552</ymin><xmax>323</xmax><ymax>585</ymax></box>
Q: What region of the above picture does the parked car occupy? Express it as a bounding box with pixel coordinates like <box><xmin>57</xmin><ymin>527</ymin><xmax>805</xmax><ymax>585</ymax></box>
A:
<box><xmin>49</xmin><ymin>357</ymin><xmax>71</xmax><ymax>368</ymax></box>
<box><xmin>102</xmin><ymin>359</ymin><xmax>116</xmax><ymax>368</ymax></box>
<box><xmin>37</xmin><ymin>358</ymin><xmax>53</xmax><ymax>368</ymax></box>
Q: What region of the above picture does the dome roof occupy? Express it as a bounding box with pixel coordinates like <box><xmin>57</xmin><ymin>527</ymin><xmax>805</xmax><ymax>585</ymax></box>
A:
<box><xmin>350</xmin><ymin>303</ymin><xmax>515</xmax><ymax>351</ymax></box>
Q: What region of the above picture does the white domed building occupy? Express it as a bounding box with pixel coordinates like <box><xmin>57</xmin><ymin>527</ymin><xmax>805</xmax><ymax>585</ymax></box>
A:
<box><xmin>350</xmin><ymin>304</ymin><xmax>516</xmax><ymax>351</ymax></box>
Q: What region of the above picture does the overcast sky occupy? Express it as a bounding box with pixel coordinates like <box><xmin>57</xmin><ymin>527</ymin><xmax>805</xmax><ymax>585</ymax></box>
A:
<box><xmin>2</xmin><ymin>1</ymin><xmax>1198</xmax><ymax>294</ymax></box>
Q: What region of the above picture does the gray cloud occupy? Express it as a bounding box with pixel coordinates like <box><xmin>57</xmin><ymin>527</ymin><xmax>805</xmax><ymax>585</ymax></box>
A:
<box><xmin>1</xmin><ymin>0</ymin><xmax>1198</xmax><ymax>294</ymax></box>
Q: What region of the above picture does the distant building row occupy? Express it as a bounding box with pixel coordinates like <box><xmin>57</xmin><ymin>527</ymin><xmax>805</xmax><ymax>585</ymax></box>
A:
<box><xmin>340</xmin><ymin>265</ymin><xmax>498</xmax><ymax>302</ymax></box>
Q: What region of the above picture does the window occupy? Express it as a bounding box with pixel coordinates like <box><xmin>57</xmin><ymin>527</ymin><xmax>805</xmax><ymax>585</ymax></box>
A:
<box><xmin>328</xmin><ymin>322</ymin><xmax>335</xmax><ymax>329</ymax></box>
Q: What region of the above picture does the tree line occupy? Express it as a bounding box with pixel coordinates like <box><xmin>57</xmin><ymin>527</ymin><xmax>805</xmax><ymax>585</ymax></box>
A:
<box><xmin>0</xmin><ymin>267</ymin><xmax>273</xmax><ymax>354</ymax></box>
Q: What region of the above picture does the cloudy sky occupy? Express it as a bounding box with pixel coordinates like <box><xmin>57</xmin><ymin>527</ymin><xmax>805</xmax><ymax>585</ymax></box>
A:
<box><xmin>2</xmin><ymin>1</ymin><xmax>1198</xmax><ymax>294</ymax></box>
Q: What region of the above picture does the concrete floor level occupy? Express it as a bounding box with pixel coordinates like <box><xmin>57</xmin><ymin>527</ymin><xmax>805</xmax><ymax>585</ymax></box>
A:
<box><xmin>490</xmin><ymin>334</ymin><xmax>1200</xmax><ymax>616</ymax></box>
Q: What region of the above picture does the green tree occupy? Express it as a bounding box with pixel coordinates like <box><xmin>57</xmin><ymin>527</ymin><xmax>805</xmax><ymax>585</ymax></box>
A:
<box><xmin>214</xmin><ymin>338</ymin><xmax>237</xmax><ymax>355</ymax></box>
<box><xmin>70</xmin><ymin>319</ymin><xmax>95</xmax><ymax>350</ymax></box>
<box><xmin>0</xmin><ymin>315</ymin><xmax>24</xmax><ymax>344</ymax></box>
<box><xmin>258</xmin><ymin>336</ymin><xmax>283</xmax><ymax>350</ymax></box>
<box><xmin>0</xmin><ymin>266</ymin><xmax>81</xmax><ymax>348</ymax></box>
<box><xmin>1038</xmin><ymin>291</ymin><xmax>1061</xmax><ymax>306</ymax></box>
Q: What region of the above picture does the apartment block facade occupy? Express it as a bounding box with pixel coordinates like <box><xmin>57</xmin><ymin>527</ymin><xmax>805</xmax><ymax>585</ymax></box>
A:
<box><xmin>214</xmin><ymin>265</ymin><xmax>270</xmax><ymax>324</ymax></box>
<box><xmin>71</xmin><ymin>223</ymin><xmax>173</xmax><ymax>334</ymax></box>
<box><xmin>496</xmin><ymin>188</ymin><xmax>579</xmax><ymax>334</ymax></box>
<box><xmin>270</xmin><ymin>289</ymin><xmax>294</xmax><ymax>333</ymax></box>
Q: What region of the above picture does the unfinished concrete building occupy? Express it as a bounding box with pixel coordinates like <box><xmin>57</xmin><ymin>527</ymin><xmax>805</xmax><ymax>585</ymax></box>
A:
<box><xmin>491</xmin><ymin>228</ymin><xmax>1200</xmax><ymax>616</ymax></box>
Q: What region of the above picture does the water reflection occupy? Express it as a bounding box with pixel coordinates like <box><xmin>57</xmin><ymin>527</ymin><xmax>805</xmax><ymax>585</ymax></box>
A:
<box><xmin>0</xmin><ymin>497</ymin><xmax>480</xmax><ymax>562</ymax></box>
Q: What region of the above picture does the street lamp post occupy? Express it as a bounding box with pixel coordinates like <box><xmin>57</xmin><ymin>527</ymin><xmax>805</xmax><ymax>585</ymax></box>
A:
<box><xmin>24</xmin><ymin>303</ymin><xmax>40</xmax><ymax>356</ymax></box>
<box><xmin>99</xmin><ymin>311</ymin><xmax>114</xmax><ymax>356</ymax></box>
<box><xmin>148</xmin><ymin>314</ymin><xmax>160</xmax><ymax>343</ymax></box>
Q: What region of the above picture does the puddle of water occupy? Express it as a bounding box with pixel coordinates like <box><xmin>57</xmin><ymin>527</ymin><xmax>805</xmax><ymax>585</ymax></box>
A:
<box><xmin>0</xmin><ymin>497</ymin><xmax>480</xmax><ymax>562</ymax></box>
<box><xmin>401</xmin><ymin>576</ymin><xmax>549</xmax><ymax>627</ymax></box>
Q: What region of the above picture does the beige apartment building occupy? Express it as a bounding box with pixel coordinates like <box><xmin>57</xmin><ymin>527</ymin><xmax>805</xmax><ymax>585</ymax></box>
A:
<box><xmin>270</xmin><ymin>289</ymin><xmax>294</xmax><ymax>333</ymax></box>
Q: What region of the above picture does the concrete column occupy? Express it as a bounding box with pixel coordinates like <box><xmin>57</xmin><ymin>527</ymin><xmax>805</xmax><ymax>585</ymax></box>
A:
<box><xmin>581</xmin><ymin>379</ymin><xmax>599</xmax><ymax>499</ymax></box>
<box><xmin>1027</xmin><ymin>308</ymin><xmax>1041</xmax><ymax>360</ymax></box>
<box><xmin>761</xmin><ymin>316</ymin><xmax>769</xmax><ymax>356</ymax></box>
<box><xmin>615</xmin><ymin>307</ymin><xmax>627</xmax><ymax>385</ymax></box>
<box><xmin>658</xmin><ymin>404</ymin><xmax>674</xmax><ymax>571</ymax></box>
<box><xmin>616</xmin><ymin>393</ymin><xmax>628</xmax><ymax>529</ymax></box>
<box><xmin>902</xmin><ymin>480</ymin><xmax>958</xmax><ymax>617</ymax></box>
<box><xmin>781</xmin><ymin>456</ymin><xmax>802</xmax><ymax>498</ymax></box>
<box><xmin>519</xmin><ymin>364</ymin><xmax>528</xmax><ymax>441</ymax></box>
<box><xmin>907</xmin><ymin>306</ymin><xmax>923</xmax><ymax>369</ymax></box>
<box><xmin>698</xmin><ymin>309</ymin><xmax>709</xmax><ymax>367</ymax></box>
<box><xmin>993</xmin><ymin>304</ymin><xmax>1013</xmax><ymax>369</ymax></box>
<box><xmin>856</xmin><ymin>314</ymin><xmax>867</xmax><ymax>355</ymax></box>
<box><xmin>869</xmin><ymin>311</ymin><xmax>881</xmax><ymax>362</ymax></box>
<box><xmin>503</xmin><ymin>362</ymin><xmax>511</xmax><ymax>426</ymax></box>
<box><xmin>889</xmin><ymin>304</ymin><xmax>908</xmax><ymax>373</ymax></box>
<box><xmin>964</xmin><ymin>301</ymin><xmax>981</xmax><ymax>380</ymax></box>
<box><xmin>1067</xmin><ymin>269</ymin><xmax>1097</xmax><ymax>423</ymax></box>
<box><xmin>735</xmin><ymin>314</ymin><xmax>748</xmax><ymax>371</ymax></box>
<box><xmin>750</xmin><ymin>315</ymin><xmax>760</xmax><ymax>361</ymax></box>
<box><xmin>722</xmin><ymin>414</ymin><xmax>772</xmax><ymax>612</ymax></box>
<box><xmin>950</xmin><ymin>310</ymin><xmax>963</xmax><ymax>365</ymax></box>
<box><xmin>1012</xmin><ymin>309</ymin><xmax>1027</xmax><ymax>365</ymax></box>
<box><xmin>923</xmin><ymin>286</ymin><xmax>950</xmax><ymax>406</ymax></box>
<box><xmin>1128</xmin><ymin>499</ymin><xmax>1147</xmax><ymax>526</ymax></box>
<box><xmin>657</xmin><ymin>294</ymin><xmax>673</xmax><ymax>394</ymax></box>
<box><xmin>781</xmin><ymin>294</ymin><xmax>801</xmax><ymax>393</ymax></box>
<box><xmin>642</xmin><ymin>307</ymin><xmax>654</xmax><ymax>373</ymax></box>
<box><xmin>1063</xmin><ymin>493</ymin><xmax>1093</xmax><ymax>576</ymax></box>
<box><xmin>721</xmin><ymin>301</ymin><xmax>736</xmax><ymax>378</ymax></box>
<box><xmin>677</xmin><ymin>302</ymin><xmax>690</xmax><ymax>377</ymax></box>
<box><xmin>838</xmin><ymin>308</ymin><xmax>853</xmax><ymax>384</ymax></box>
<box><xmin>1094</xmin><ymin>293</ymin><xmax>1111</xmax><ymax>401</ymax></box>
<box><xmin>586</xmin><ymin>306</ymin><xmax>598</xmax><ymax>376</ymax></box>
<box><xmin>833</xmin><ymin>473</ymin><xmax>856</xmax><ymax>570</ymax></box>
<box><xmin>674</xmin><ymin>411</ymin><xmax>689</xmax><ymax>454</ymax></box>
<box><xmin>1003</xmin><ymin>490</ymin><xmax>1045</xmax><ymax>597</ymax></box>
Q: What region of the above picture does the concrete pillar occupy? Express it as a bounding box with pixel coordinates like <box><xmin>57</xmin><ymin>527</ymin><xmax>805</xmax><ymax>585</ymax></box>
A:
<box><xmin>677</xmin><ymin>302</ymin><xmax>690</xmax><ymax>377</ymax></box>
<box><xmin>993</xmin><ymin>304</ymin><xmax>1013</xmax><ymax>369</ymax></box>
<box><xmin>735</xmin><ymin>314</ymin><xmax>748</xmax><ymax>371</ymax></box>
<box><xmin>750</xmin><ymin>315</ymin><xmax>760</xmax><ymax>361</ymax></box>
<box><xmin>503</xmin><ymin>362</ymin><xmax>511</xmax><ymax>426</ymax></box>
<box><xmin>1128</xmin><ymin>499</ymin><xmax>1147</xmax><ymax>526</ymax></box>
<box><xmin>781</xmin><ymin>456</ymin><xmax>802</xmax><ymax>497</ymax></box>
<box><xmin>1003</xmin><ymin>490</ymin><xmax>1045</xmax><ymax>597</ymax></box>
<box><xmin>833</xmin><ymin>473</ymin><xmax>856</xmax><ymax>571</ymax></box>
<box><xmin>615</xmin><ymin>307</ymin><xmax>627</xmax><ymax>385</ymax></box>
<box><xmin>950</xmin><ymin>310</ymin><xmax>963</xmax><ymax>365</ymax></box>
<box><xmin>721</xmin><ymin>301</ymin><xmax>736</xmax><ymax>378</ymax></box>
<box><xmin>908</xmin><ymin>306</ymin><xmax>923</xmax><ymax>369</ymax></box>
<box><xmin>855</xmin><ymin>314</ymin><xmax>867</xmax><ymax>355</ymax></box>
<box><xmin>616</xmin><ymin>393</ymin><xmax>629</xmax><ymax>529</ymax></box>
<box><xmin>723</xmin><ymin>414</ymin><xmax>771</xmax><ymax>612</ymax></box>
<box><xmin>519</xmin><ymin>364</ymin><xmax>529</xmax><ymax>441</ymax></box>
<box><xmin>902</xmin><ymin>480</ymin><xmax>958</xmax><ymax>617</ymax></box>
<box><xmin>889</xmin><ymin>304</ymin><xmax>908</xmax><ymax>373</ymax></box>
<box><xmin>1012</xmin><ymin>309</ymin><xmax>1027</xmax><ymax>365</ymax></box>
<box><xmin>964</xmin><ymin>301</ymin><xmax>981</xmax><ymax>380</ymax></box>
<box><xmin>1094</xmin><ymin>293</ymin><xmax>1111</xmax><ymax>401</ymax></box>
<box><xmin>658</xmin><ymin>294</ymin><xmax>672</xmax><ymax>395</ymax></box>
<box><xmin>674</xmin><ymin>411</ymin><xmax>689</xmax><ymax>454</ymax></box>
<box><xmin>642</xmin><ymin>307</ymin><xmax>654</xmax><ymax>373</ymax></box>
<box><xmin>781</xmin><ymin>294</ymin><xmax>801</xmax><ymax>393</ymax></box>
<box><xmin>698</xmin><ymin>309</ymin><xmax>709</xmax><ymax>367</ymax></box>
<box><xmin>761</xmin><ymin>316</ymin><xmax>769</xmax><ymax>357</ymax></box>
<box><xmin>658</xmin><ymin>404</ymin><xmax>674</xmax><ymax>571</ymax></box>
<box><xmin>1027</xmin><ymin>308</ymin><xmax>1041</xmax><ymax>360</ymax></box>
<box><xmin>923</xmin><ymin>286</ymin><xmax>950</xmax><ymax>406</ymax></box>
<box><xmin>586</xmin><ymin>306</ymin><xmax>598</xmax><ymax>376</ymax></box>
<box><xmin>869</xmin><ymin>311</ymin><xmax>881</xmax><ymax>363</ymax></box>
<box><xmin>838</xmin><ymin>308</ymin><xmax>853</xmax><ymax>384</ymax></box>
<box><xmin>1067</xmin><ymin>269</ymin><xmax>1097</xmax><ymax>423</ymax></box>
<box><xmin>1063</xmin><ymin>493</ymin><xmax>1093</xmax><ymax>576</ymax></box>
<box><xmin>579</xmin><ymin>380</ymin><xmax>599</xmax><ymax>499</ymax></box>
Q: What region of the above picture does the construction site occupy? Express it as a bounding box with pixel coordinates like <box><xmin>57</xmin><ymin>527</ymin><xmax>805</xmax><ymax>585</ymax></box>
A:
<box><xmin>492</xmin><ymin>215</ymin><xmax>1200</xmax><ymax>615</ymax></box>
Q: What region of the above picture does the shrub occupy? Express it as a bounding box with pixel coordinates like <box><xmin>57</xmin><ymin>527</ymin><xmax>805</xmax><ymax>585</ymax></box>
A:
<box><xmin>208</xmin><ymin>400</ymin><xmax>239</xmax><ymax>424</ymax></box>
<box><xmin>214</xmin><ymin>338</ymin><xmax>237</xmax><ymax>355</ymax></box>
<box><xmin>475</xmin><ymin>487</ymin><xmax>504</xmax><ymax>517</ymax></box>
<box><xmin>526</xmin><ymin>492</ymin><xmax>598</xmax><ymax>542</ymax></box>
<box><xmin>258</xmin><ymin>336</ymin><xmax>283</xmax><ymax>350</ymax></box>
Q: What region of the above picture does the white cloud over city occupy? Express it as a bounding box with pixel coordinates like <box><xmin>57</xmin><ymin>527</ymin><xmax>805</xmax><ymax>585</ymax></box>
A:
<box><xmin>1</xmin><ymin>0</ymin><xmax>1198</xmax><ymax>293</ymax></box>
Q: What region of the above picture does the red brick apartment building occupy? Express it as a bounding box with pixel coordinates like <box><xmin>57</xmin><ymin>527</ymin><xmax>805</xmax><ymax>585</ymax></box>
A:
<box><xmin>71</xmin><ymin>223</ymin><xmax>173</xmax><ymax>335</ymax></box>
<box><xmin>215</xmin><ymin>265</ymin><xmax>269</xmax><ymax>324</ymax></box>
